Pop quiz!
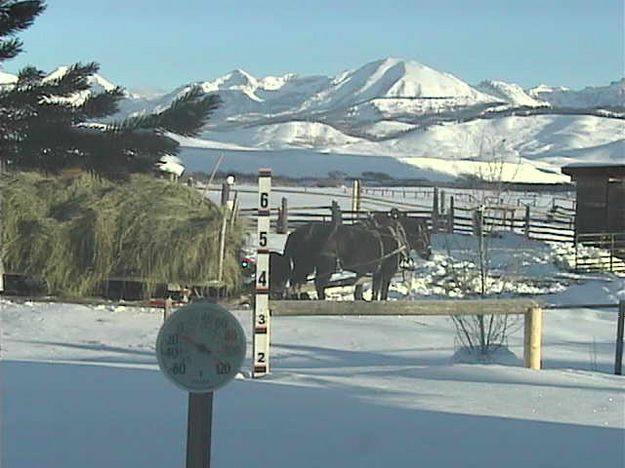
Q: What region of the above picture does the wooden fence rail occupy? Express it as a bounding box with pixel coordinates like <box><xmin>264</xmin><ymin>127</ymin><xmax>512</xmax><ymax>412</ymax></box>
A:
<box><xmin>265</xmin><ymin>299</ymin><xmax>544</xmax><ymax>371</ymax></box>
<box><xmin>246</xmin><ymin>202</ymin><xmax>576</xmax><ymax>244</ymax></box>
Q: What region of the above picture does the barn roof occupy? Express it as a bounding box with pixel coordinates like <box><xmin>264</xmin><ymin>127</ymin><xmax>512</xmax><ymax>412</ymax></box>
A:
<box><xmin>561</xmin><ymin>163</ymin><xmax>625</xmax><ymax>179</ymax></box>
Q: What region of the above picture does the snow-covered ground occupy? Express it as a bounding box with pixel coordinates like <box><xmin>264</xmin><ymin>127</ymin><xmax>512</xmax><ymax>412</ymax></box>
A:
<box><xmin>2</xmin><ymin>231</ymin><xmax>624</xmax><ymax>468</ymax></box>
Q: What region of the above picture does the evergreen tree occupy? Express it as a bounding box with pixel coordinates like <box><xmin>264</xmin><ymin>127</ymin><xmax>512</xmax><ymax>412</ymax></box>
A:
<box><xmin>0</xmin><ymin>0</ymin><xmax>220</xmax><ymax>177</ymax></box>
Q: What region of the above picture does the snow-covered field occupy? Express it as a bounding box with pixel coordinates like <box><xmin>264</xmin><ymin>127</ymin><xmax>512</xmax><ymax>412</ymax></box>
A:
<box><xmin>2</xmin><ymin>231</ymin><xmax>624</xmax><ymax>468</ymax></box>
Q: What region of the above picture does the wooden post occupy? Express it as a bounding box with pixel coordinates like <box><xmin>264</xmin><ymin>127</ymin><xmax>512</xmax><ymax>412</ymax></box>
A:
<box><xmin>331</xmin><ymin>200</ymin><xmax>342</xmax><ymax>225</ymax></box>
<box><xmin>473</xmin><ymin>207</ymin><xmax>483</xmax><ymax>238</ymax></box>
<box><xmin>448</xmin><ymin>196</ymin><xmax>455</xmax><ymax>234</ymax></box>
<box><xmin>217</xmin><ymin>209</ymin><xmax>228</xmax><ymax>284</ymax></box>
<box><xmin>524</xmin><ymin>306</ymin><xmax>543</xmax><ymax>369</ymax></box>
<box><xmin>440</xmin><ymin>190</ymin><xmax>446</xmax><ymax>215</ymax></box>
<box><xmin>615</xmin><ymin>300</ymin><xmax>624</xmax><ymax>375</ymax></box>
<box><xmin>351</xmin><ymin>180</ymin><xmax>361</xmax><ymax>213</ymax></box>
<box><xmin>432</xmin><ymin>187</ymin><xmax>439</xmax><ymax>233</ymax></box>
<box><xmin>186</xmin><ymin>392</ymin><xmax>213</xmax><ymax>468</ymax></box>
<box><xmin>220</xmin><ymin>182</ymin><xmax>230</xmax><ymax>207</ymax></box>
<box><xmin>609</xmin><ymin>234</ymin><xmax>615</xmax><ymax>273</ymax></box>
<box><xmin>0</xmin><ymin>162</ymin><xmax>4</xmax><ymax>294</ymax></box>
<box><xmin>163</xmin><ymin>297</ymin><xmax>173</xmax><ymax>322</ymax></box>
<box><xmin>524</xmin><ymin>205</ymin><xmax>531</xmax><ymax>238</ymax></box>
<box><xmin>277</xmin><ymin>197</ymin><xmax>288</xmax><ymax>234</ymax></box>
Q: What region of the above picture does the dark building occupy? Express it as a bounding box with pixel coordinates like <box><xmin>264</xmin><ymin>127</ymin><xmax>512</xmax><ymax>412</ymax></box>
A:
<box><xmin>561</xmin><ymin>164</ymin><xmax>625</xmax><ymax>235</ymax></box>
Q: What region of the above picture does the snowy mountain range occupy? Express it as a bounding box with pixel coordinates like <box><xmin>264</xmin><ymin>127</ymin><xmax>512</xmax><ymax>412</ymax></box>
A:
<box><xmin>2</xmin><ymin>58</ymin><xmax>623</xmax><ymax>183</ymax></box>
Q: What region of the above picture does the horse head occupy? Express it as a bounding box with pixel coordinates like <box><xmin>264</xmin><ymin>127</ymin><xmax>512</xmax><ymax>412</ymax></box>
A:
<box><xmin>397</xmin><ymin>215</ymin><xmax>432</xmax><ymax>260</ymax></box>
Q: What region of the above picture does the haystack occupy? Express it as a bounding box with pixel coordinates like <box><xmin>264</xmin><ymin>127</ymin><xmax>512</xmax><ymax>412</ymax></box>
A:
<box><xmin>1</xmin><ymin>172</ymin><xmax>244</xmax><ymax>297</ymax></box>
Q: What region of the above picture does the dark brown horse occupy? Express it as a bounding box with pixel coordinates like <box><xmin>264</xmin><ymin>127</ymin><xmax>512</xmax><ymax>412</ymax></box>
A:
<box><xmin>316</xmin><ymin>216</ymin><xmax>408</xmax><ymax>300</ymax></box>
<box><xmin>282</xmin><ymin>222</ymin><xmax>336</xmax><ymax>298</ymax></box>
<box><xmin>283</xmin><ymin>210</ymin><xmax>431</xmax><ymax>300</ymax></box>
<box><xmin>365</xmin><ymin>210</ymin><xmax>431</xmax><ymax>299</ymax></box>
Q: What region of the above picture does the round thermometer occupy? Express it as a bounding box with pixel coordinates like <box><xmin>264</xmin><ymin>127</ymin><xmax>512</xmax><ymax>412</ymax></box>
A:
<box><xmin>156</xmin><ymin>302</ymin><xmax>247</xmax><ymax>392</ymax></box>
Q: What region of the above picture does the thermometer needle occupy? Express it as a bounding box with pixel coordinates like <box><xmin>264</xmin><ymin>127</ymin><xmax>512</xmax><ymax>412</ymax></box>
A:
<box><xmin>181</xmin><ymin>335</ymin><xmax>212</xmax><ymax>355</ymax></box>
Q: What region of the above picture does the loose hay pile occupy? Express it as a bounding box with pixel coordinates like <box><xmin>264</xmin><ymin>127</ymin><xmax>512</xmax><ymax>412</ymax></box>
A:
<box><xmin>1</xmin><ymin>172</ymin><xmax>245</xmax><ymax>297</ymax></box>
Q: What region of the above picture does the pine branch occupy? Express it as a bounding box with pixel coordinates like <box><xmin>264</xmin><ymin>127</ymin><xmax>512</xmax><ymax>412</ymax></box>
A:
<box><xmin>40</xmin><ymin>62</ymin><xmax>100</xmax><ymax>97</ymax></box>
<box><xmin>0</xmin><ymin>1</ymin><xmax>45</xmax><ymax>37</ymax></box>
<box><xmin>71</xmin><ymin>126</ymin><xmax>179</xmax><ymax>176</ymax></box>
<box><xmin>77</xmin><ymin>86</ymin><xmax>124</xmax><ymax>119</ymax></box>
<box><xmin>0</xmin><ymin>37</ymin><xmax>20</xmax><ymax>61</ymax></box>
<box><xmin>115</xmin><ymin>86</ymin><xmax>221</xmax><ymax>136</ymax></box>
<box><xmin>16</xmin><ymin>64</ymin><xmax>44</xmax><ymax>83</ymax></box>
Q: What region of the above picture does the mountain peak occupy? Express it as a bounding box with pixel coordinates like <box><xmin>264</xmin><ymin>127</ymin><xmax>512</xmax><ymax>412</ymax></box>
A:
<box><xmin>320</xmin><ymin>57</ymin><xmax>492</xmax><ymax>108</ymax></box>
<box><xmin>220</xmin><ymin>68</ymin><xmax>257</xmax><ymax>87</ymax></box>
<box><xmin>42</xmin><ymin>65</ymin><xmax>119</xmax><ymax>93</ymax></box>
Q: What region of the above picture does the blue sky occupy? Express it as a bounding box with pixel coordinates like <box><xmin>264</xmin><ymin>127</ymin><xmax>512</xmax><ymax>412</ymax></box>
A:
<box><xmin>5</xmin><ymin>0</ymin><xmax>624</xmax><ymax>93</ymax></box>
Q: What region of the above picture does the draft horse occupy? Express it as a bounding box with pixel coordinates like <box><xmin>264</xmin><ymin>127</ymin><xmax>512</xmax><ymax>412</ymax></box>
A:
<box><xmin>284</xmin><ymin>210</ymin><xmax>431</xmax><ymax>300</ymax></box>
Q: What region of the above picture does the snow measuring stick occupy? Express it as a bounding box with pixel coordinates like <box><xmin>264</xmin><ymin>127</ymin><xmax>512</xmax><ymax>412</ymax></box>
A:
<box><xmin>253</xmin><ymin>168</ymin><xmax>271</xmax><ymax>378</ymax></box>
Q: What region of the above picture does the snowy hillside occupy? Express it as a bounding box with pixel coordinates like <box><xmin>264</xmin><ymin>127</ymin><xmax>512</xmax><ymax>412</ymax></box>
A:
<box><xmin>0</xmin><ymin>70</ymin><xmax>17</xmax><ymax>85</ymax></box>
<box><xmin>2</xmin><ymin>58</ymin><xmax>623</xmax><ymax>183</ymax></box>
<box><xmin>476</xmin><ymin>80</ymin><xmax>548</xmax><ymax>107</ymax></box>
<box><xmin>177</xmin><ymin>114</ymin><xmax>622</xmax><ymax>183</ymax></box>
<box><xmin>528</xmin><ymin>79</ymin><xmax>625</xmax><ymax>108</ymax></box>
<box><xmin>200</xmin><ymin>121</ymin><xmax>362</xmax><ymax>150</ymax></box>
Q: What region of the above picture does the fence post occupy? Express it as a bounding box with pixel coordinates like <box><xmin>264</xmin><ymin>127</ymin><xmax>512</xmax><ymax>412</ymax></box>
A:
<box><xmin>277</xmin><ymin>197</ymin><xmax>288</xmax><ymax>234</ymax></box>
<box><xmin>610</xmin><ymin>234</ymin><xmax>615</xmax><ymax>273</ymax></box>
<box><xmin>472</xmin><ymin>206</ymin><xmax>483</xmax><ymax>238</ymax></box>
<box><xmin>574</xmin><ymin>233</ymin><xmax>579</xmax><ymax>272</ymax></box>
<box><xmin>351</xmin><ymin>180</ymin><xmax>362</xmax><ymax>213</ymax></box>
<box><xmin>448</xmin><ymin>196</ymin><xmax>455</xmax><ymax>234</ymax></box>
<box><xmin>524</xmin><ymin>306</ymin><xmax>543</xmax><ymax>370</ymax></box>
<box><xmin>220</xmin><ymin>182</ymin><xmax>230</xmax><ymax>207</ymax></box>
<box><xmin>615</xmin><ymin>300</ymin><xmax>624</xmax><ymax>376</ymax></box>
<box><xmin>217</xmin><ymin>209</ymin><xmax>228</xmax><ymax>285</ymax></box>
<box><xmin>432</xmin><ymin>187</ymin><xmax>439</xmax><ymax>233</ymax></box>
<box><xmin>331</xmin><ymin>200</ymin><xmax>342</xmax><ymax>225</ymax></box>
<box><xmin>163</xmin><ymin>297</ymin><xmax>173</xmax><ymax>322</ymax></box>
<box><xmin>524</xmin><ymin>205</ymin><xmax>531</xmax><ymax>238</ymax></box>
<box><xmin>440</xmin><ymin>190</ymin><xmax>446</xmax><ymax>215</ymax></box>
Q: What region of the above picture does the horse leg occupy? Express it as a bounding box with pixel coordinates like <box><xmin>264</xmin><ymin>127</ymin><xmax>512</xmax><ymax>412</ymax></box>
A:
<box><xmin>381</xmin><ymin>275</ymin><xmax>392</xmax><ymax>300</ymax></box>
<box><xmin>314</xmin><ymin>255</ymin><xmax>335</xmax><ymax>300</ymax></box>
<box><xmin>314</xmin><ymin>279</ymin><xmax>326</xmax><ymax>300</ymax></box>
<box><xmin>371</xmin><ymin>273</ymin><xmax>381</xmax><ymax>301</ymax></box>
<box><xmin>354</xmin><ymin>283</ymin><xmax>364</xmax><ymax>300</ymax></box>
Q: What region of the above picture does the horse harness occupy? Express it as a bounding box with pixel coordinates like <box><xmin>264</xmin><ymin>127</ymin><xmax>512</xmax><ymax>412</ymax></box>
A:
<box><xmin>336</xmin><ymin>216</ymin><xmax>412</xmax><ymax>275</ymax></box>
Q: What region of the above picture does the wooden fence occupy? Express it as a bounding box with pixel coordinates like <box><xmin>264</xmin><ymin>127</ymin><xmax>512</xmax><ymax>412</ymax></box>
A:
<box><xmin>240</xmin><ymin>194</ymin><xmax>576</xmax><ymax>244</ymax></box>
<box><xmin>573</xmin><ymin>232</ymin><xmax>625</xmax><ymax>273</ymax></box>
<box><xmin>260</xmin><ymin>299</ymin><xmax>545</xmax><ymax>373</ymax></box>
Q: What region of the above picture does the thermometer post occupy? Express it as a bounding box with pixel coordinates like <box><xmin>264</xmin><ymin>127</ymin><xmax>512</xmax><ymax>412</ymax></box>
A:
<box><xmin>186</xmin><ymin>392</ymin><xmax>213</xmax><ymax>468</ymax></box>
<box><xmin>155</xmin><ymin>302</ymin><xmax>247</xmax><ymax>468</ymax></box>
